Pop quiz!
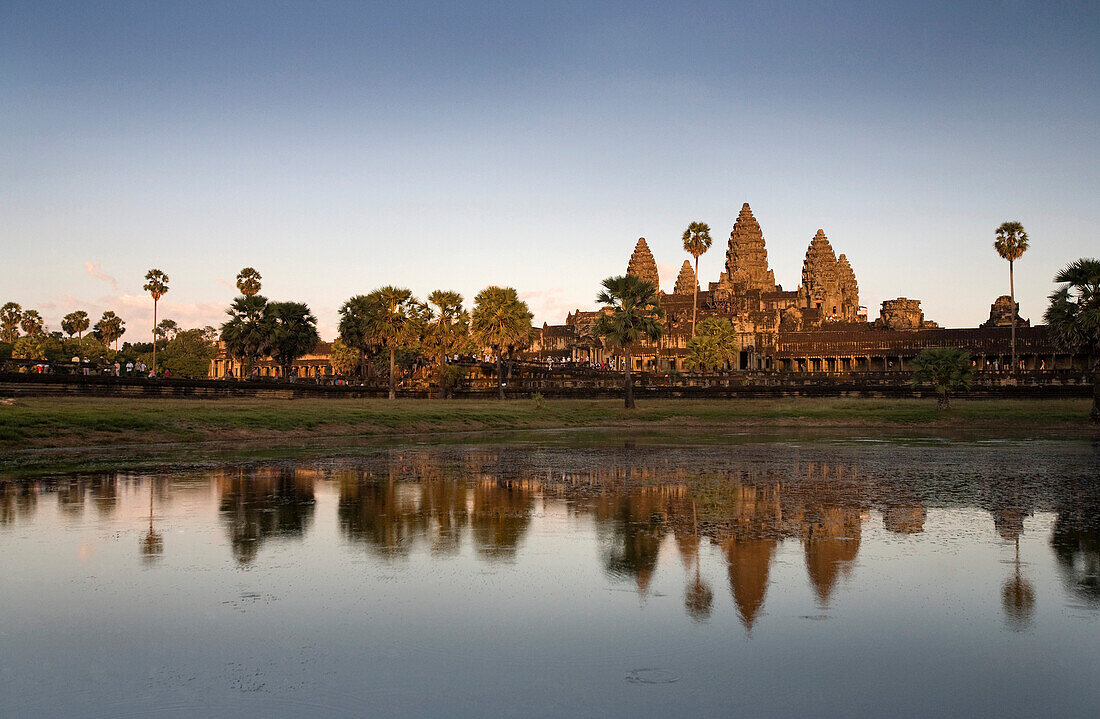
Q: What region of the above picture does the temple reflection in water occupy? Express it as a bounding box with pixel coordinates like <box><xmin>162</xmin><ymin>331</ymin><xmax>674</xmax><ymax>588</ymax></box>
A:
<box><xmin>4</xmin><ymin>445</ymin><xmax>1099</xmax><ymax>632</ymax></box>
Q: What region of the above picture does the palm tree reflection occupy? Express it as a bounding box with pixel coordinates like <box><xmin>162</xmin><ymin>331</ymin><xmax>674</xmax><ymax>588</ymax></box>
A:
<box><xmin>141</xmin><ymin>479</ymin><xmax>163</xmax><ymax>565</ymax></box>
<box><xmin>1001</xmin><ymin>536</ymin><xmax>1035</xmax><ymax>631</ymax></box>
<box><xmin>1051</xmin><ymin>498</ymin><xmax>1100</xmax><ymax>607</ymax></box>
<box><xmin>218</xmin><ymin>467</ymin><xmax>316</xmax><ymax>564</ymax></box>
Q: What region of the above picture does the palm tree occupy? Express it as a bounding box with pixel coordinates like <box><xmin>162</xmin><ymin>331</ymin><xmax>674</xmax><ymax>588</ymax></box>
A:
<box><xmin>1</xmin><ymin>302</ymin><xmax>21</xmax><ymax>343</ymax></box>
<box><xmin>682</xmin><ymin>221</ymin><xmax>712</xmax><ymax>336</ymax></box>
<box><xmin>910</xmin><ymin>347</ymin><xmax>974</xmax><ymax>409</ymax></box>
<box><xmin>220</xmin><ymin>294</ymin><xmax>273</xmax><ymax>379</ymax></box>
<box><xmin>424</xmin><ymin>290</ymin><xmax>470</xmax><ymax>398</ymax></box>
<box><xmin>684</xmin><ymin>334</ymin><xmax>723</xmax><ymax>373</ymax></box>
<box><xmin>94</xmin><ymin>311</ymin><xmax>125</xmax><ymax>351</ymax></box>
<box><xmin>698</xmin><ymin>316</ymin><xmax>739</xmax><ymax>369</ymax></box>
<box><xmin>268</xmin><ymin>301</ymin><xmax>321</xmax><ymax>380</ymax></box>
<box><xmin>144</xmin><ymin>269</ymin><xmax>169</xmax><ymax>374</ymax></box>
<box><xmin>1044</xmin><ymin>258</ymin><xmax>1100</xmax><ymax>423</ymax></box>
<box><xmin>593</xmin><ymin>275</ymin><xmax>665</xmax><ymax>409</ymax></box>
<box><xmin>471</xmin><ymin>286</ymin><xmax>534</xmax><ymax>400</ymax></box>
<box><xmin>994</xmin><ymin>221</ymin><xmax>1029</xmax><ymax>370</ymax></box>
<box><xmin>236</xmin><ymin>267</ymin><xmax>262</xmax><ymax>297</ymax></box>
<box><xmin>20</xmin><ymin>310</ymin><xmax>45</xmax><ymax>337</ymax></box>
<box><xmin>339</xmin><ymin>287</ymin><xmax>421</xmax><ymax>399</ymax></box>
<box><xmin>62</xmin><ymin>310</ymin><xmax>90</xmax><ymax>340</ymax></box>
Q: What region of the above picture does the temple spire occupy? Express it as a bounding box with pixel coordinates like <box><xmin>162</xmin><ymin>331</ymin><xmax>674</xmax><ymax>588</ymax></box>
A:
<box><xmin>674</xmin><ymin>260</ymin><xmax>698</xmax><ymax>295</ymax></box>
<box><xmin>722</xmin><ymin>203</ymin><xmax>775</xmax><ymax>292</ymax></box>
<box><xmin>626</xmin><ymin>237</ymin><xmax>660</xmax><ymax>292</ymax></box>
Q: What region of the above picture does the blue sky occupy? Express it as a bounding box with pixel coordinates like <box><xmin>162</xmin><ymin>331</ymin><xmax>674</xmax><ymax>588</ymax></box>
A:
<box><xmin>2</xmin><ymin>1</ymin><xmax>1097</xmax><ymax>340</ymax></box>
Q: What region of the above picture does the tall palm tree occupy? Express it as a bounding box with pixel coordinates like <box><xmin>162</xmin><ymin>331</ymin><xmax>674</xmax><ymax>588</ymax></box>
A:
<box><xmin>424</xmin><ymin>290</ymin><xmax>470</xmax><ymax>398</ymax></box>
<box><xmin>471</xmin><ymin>286</ymin><xmax>534</xmax><ymax>400</ymax></box>
<box><xmin>94</xmin><ymin>311</ymin><xmax>125</xmax><ymax>351</ymax></box>
<box><xmin>994</xmin><ymin>221</ymin><xmax>1029</xmax><ymax>370</ymax></box>
<box><xmin>593</xmin><ymin>275</ymin><xmax>665</xmax><ymax>409</ymax></box>
<box><xmin>910</xmin><ymin>347</ymin><xmax>974</xmax><ymax>409</ymax></box>
<box><xmin>220</xmin><ymin>294</ymin><xmax>273</xmax><ymax>379</ymax></box>
<box><xmin>20</xmin><ymin>309</ymin><xmax>45</xmax><ymax>337</ymax></box>
<box><xmin>144</xmin><ymin>269</ymin><xmax>169</xmax><ymax>374</ymax></box>
<box><xmin>1044</xmin><ymin>258</ymin><xmax>1100</xmax><ymax>423</ymax></box>
<box><xmin>0</xmin><ymin>302</ymin><xmax>21</xmax><ymax>343</ymax></box>
<box><xmin>340</xmin><ymin>287</ymin><xmax>421</xmax><ymax>399</ymax></box>
<box><xmin>682</xmin><ymin>221</ymin><xmax>712</xmax><ymax>337</ymax></box>
<box><xmin>268</xmin><ymin>301</ymin><xmax>321</xmax><ymax>380</ymax></box>
<box><xmin>62</xmin><ymin>310</ymin><xmax>90</xmax><ymax>340</ymax></box>
<box><xmin>236</xmin><ymin>267</ymin><xmax>262</xmax><ymax>297</ymax></box>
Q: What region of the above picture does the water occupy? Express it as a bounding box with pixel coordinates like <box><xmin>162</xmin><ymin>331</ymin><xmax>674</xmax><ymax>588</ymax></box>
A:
<box><xmin>2</xmin><ymin>436</ymin><xmax>1098</xmax><ymax>718</ymax></box>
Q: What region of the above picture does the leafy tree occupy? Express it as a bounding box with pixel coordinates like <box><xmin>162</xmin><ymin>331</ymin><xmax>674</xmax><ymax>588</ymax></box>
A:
<box><xmin>155</xmin><ymin>318</ymin><xmax>179</xmax><ymax>341</ymax></box>
<box><xmin>682</xmin><ymin>221</ymin><xmax>712</xmax><ymax>336</ymax></box>
<box><xmin>471</xmin><ymin>286</ymin><xmax>534</xmax><ymax>400</ymax></box>
<box><xmin>150</xmin><ymin>327</ymin><xmax>218</xmax><ymax>378</ymax></box>
<box><xmin>593</xmin><ymin>275</ymin><xmax>665</xmax><ymax>409</ymax></box>
<box><xmin>94</xmin><ymin>311</ymin><xmax>126</xmax><ymax>351</ymax></box>
<box><xmin>13</xmin><ymin>334</ymin><xmax>61</xmax><ymax>361</ymax></box>
<box><xmin>423</xmin><ymin>290</ymin><xmax>471</xmax><ymax>397</ymax></box>
<box><xmin>1</xmin><ymin>302</ymin><xmax>21</xmax><ymax>343</ymax></box>
<box><xmin>236</xmin><ymin>267</ymin><xmax>262</xmax><ymax>297</ymax></box>
<box><xmin>143</xmin><ymin>269</ymin><xmax>169</xmax><ymax>373</ymax></box>
<box><xmin>994</xmin><ymin>221</ymin><xmax>1029</xmax><ymax>370</ymax></box>
<box><xmin>268</xmin><ymin>301</ymin><xmax>320</xmax><ymax>380</ymax></box>
<box><xmin>20</xmin><ymin>310</ymin><xmax>45</xmax><ymax>337</ymax></box>
<box><xmin>338</xmin><ymin>287</ymin><xmax>421</xmax><ymax>399</ymax></box>
<box><xmin>220</xmin><ymin>294</ymin><xmax>273</xmax><ymax>379</ymax></box>
<box><xmin>330</xmin><ymin>338</ymin><xmax>361</xmax><ymax>378</ymax></box>
<box><xmin>62</xmin><ymin>310</ymin><xmax>90</xmax><ymax>339</ymax></box>
<box><xmin>910</xmin><ymin>347</ymin><xmax>974</xmax><ymax>409</ymax></box>
<box><xmin>1044</xmin><ymin>258</ymin><xmax>1100</xmax><ymax>423</ymax></box>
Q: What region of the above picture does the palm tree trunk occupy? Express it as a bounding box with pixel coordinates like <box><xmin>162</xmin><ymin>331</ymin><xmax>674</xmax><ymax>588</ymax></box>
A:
<box><xmin>496</xmin><ymin>353</ymin><xmax>504</xmax><ymax>400</ymax></box>
<box><xmin>692</xmin><ymin>256</ymin><xmax>699</xmax><ymax>337</ymax></box>
<box><xmin>389</xmin><ymin>345</ymin><xmax>396</xmax><ymax>399</ymax></box>
<box><xmin>1009</xmin><ymin>260</ymin><xmax>1016</xmax><ymax>372</ymax></box>
<box><xmin>1091</xmin><ymin>355</ymin><xmax>1099</xmax><ymax>424</ymax></box>
<box><xmin>152</xmin><ymin>299</ymin><xmax>157</xmax><ymax>375</ymax></box>
<box><xmin>624</xmin><ymin>350</ymin><xmax>635</xmax><ymax>409</ymax></box>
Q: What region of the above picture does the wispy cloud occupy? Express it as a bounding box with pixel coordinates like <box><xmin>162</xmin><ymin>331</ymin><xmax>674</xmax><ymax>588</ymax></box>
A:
<box><xmin>84</xmin><ymin>261</ymin><xmax>118</xmax><ymax>290</ymax></box>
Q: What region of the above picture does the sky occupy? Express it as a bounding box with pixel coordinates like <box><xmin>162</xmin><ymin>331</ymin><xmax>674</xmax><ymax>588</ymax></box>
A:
<box><xmin>2</xmin><ymin>1</ymin><xmax>1098</xmax><ymax>341</ymax></box>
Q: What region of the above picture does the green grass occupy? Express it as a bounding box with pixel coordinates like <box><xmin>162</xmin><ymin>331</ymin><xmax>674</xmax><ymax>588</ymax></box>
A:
<box><xmin>0</xmin><ymin>396</ymin><xmax>1094</xmax><ymax>450</ymax></box>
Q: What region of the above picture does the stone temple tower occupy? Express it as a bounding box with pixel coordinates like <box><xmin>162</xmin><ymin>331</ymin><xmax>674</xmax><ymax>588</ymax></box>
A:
<box><xmin>801</xmin><ymin>229</ymin><xmax>843</xmax><ymax>317</ymax></box>
<box><xmin>674</xmin><ymin>260</ymin><xmax>698</xmax><ymax>295</ymax></box>
<box><xmin>627</xmin><ymin>237</ymin><xmax>660</xmax><ymax>291</ymax></box>
<box><xmin>837</xmin><ymin>254</ymin><xmax>859</xmax><ymax>320</ymax></box>
<box><xmin>721</xmin><ymin>203</ymin><xmax>776</xmax><ymax>293</ymax></box>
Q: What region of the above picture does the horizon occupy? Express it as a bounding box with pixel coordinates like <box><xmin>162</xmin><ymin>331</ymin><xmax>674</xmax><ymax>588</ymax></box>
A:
<box><xmin>3</xmin><ymin>1</ymin><xmax>1097</xmax><ymax>341</ymax></box>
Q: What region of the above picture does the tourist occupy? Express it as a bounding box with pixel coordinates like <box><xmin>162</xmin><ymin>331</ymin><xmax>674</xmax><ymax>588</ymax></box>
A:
<box><xmin>113</xmin><ymin>361</ymin><xmax>121</xmax><ymax>376</ymax></box>
<box><xmin>125</xmin><ymin>360</ymin><xmax>133</xmax><ymax>375</ymax></box>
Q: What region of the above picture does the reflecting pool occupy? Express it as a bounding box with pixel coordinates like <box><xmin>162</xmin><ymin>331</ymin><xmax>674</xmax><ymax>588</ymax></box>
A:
<box><xmin>2</xmin><ymin>436</ymin><xmax>1099</xmax><ymax>717</ymax></box>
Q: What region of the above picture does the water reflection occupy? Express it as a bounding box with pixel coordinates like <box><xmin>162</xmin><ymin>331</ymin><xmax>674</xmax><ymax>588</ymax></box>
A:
<box><xmin>1051</xmin><ymin>496</ymin><xmax>1100</xmax><ymax>606</ymax></box>
<box><xmin>218</xmin><ymin>467</ymin><xmax>316</xmax><ymax>564</ymax></box>
<box><xmin>3</xmin><ymin>442</ymin><xmax>1099</xmax><ymax>635</ymax></box>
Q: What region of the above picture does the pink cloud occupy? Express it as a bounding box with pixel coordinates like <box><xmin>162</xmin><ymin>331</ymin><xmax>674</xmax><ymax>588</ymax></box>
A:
<box><xmin>84</xmin><ymin>261</ymin><xmax>118</xmax><ymax>290</ymax></box>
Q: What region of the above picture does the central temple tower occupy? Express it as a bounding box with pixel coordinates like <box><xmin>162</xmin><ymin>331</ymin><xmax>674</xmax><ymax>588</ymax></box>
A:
<box><xmin>718</xmin><ymin>203</ymin><xmax>776</xmax><ymax>293</ymax></box>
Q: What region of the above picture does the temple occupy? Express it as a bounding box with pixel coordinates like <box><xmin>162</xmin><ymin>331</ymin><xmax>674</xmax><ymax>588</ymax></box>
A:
<box><xmin>528</xmin><ymin>202</ymin><xmax>1077</xmax><ymax>373</ymax></box>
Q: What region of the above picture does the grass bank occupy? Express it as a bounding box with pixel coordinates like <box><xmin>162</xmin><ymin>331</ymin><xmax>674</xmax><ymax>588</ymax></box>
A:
<box><xmin>1</xmin><ymin>396</ymin><xmax>1094</xmax><ymax>450</ymax></box>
